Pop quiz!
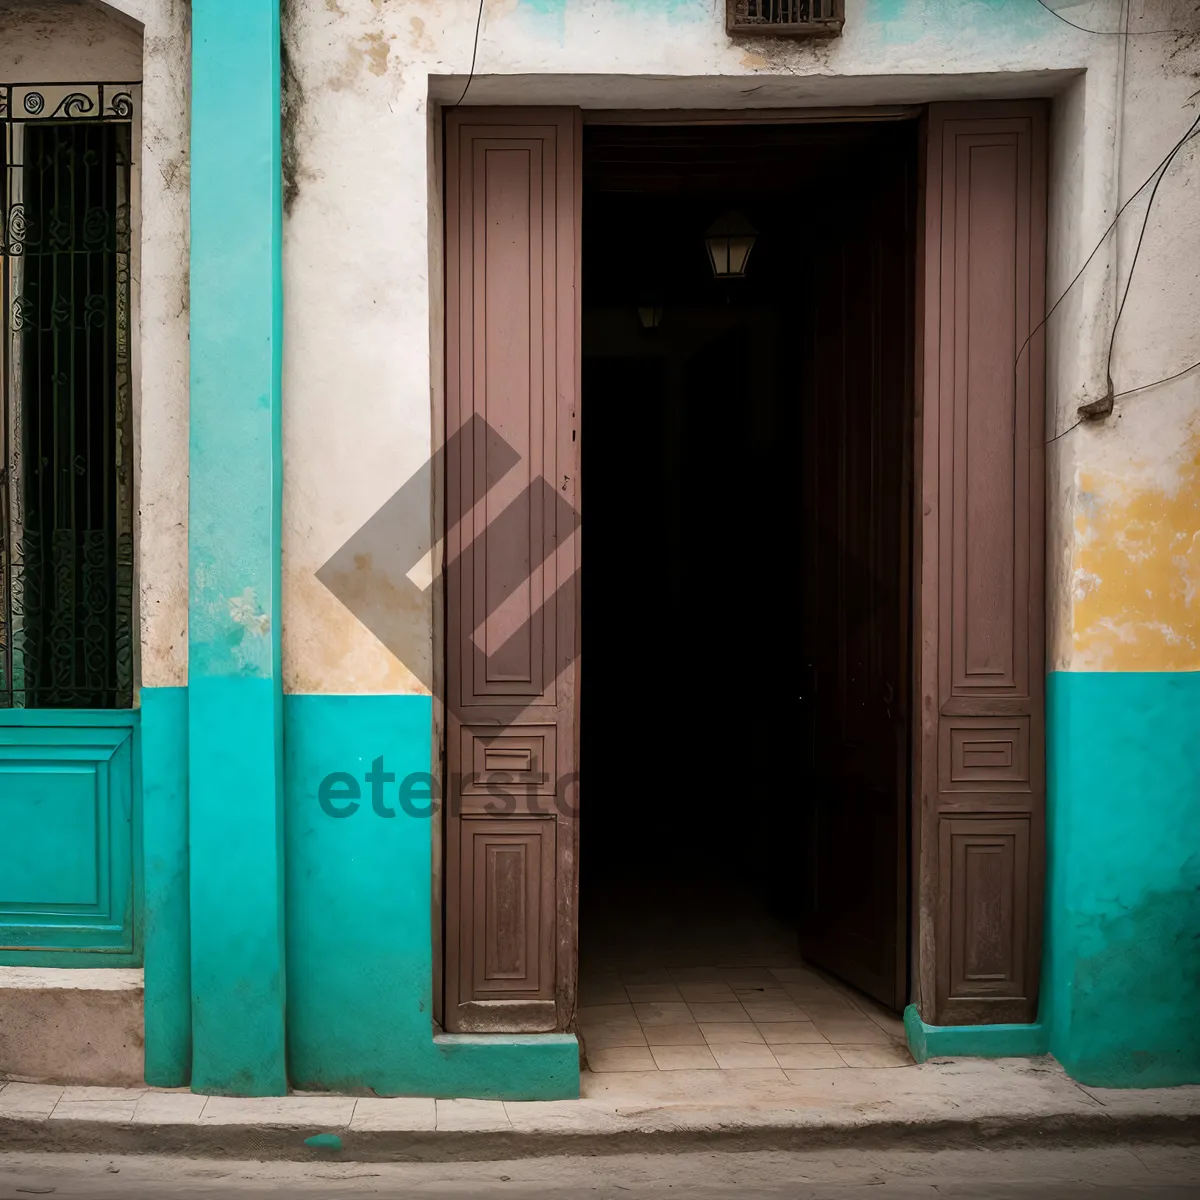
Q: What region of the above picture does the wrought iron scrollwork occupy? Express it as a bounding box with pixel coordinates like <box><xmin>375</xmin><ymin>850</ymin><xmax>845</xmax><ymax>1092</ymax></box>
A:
<box><xmin>21</xmin><ymin>91</ymin><xmax>100</xmax><ymax>120</ymax></box>
<box><xmin>1</xmin><ymin>82</ymin><xmax>138</xmax><ymax>125</ymax></box>
<box><xmin>2</xmin><ymin>88</ymin><xmax>137</xmax><ymax>709</ymax></box>
<box><xmin>4</xmin><ymin>203</ymin><xmax>26</xmax><ymax>256</ymax></box>
<box><xmin>51</xmin><ymin>92</ymin><xmax>96</xmax><ymax>120</ymax></box>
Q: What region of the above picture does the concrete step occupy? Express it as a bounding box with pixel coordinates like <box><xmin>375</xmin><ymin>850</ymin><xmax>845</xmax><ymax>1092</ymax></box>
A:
<box><xmin>0</xmin><ymin>968</ymin><xmax>144</xmax><ymax>1088</ymax></box>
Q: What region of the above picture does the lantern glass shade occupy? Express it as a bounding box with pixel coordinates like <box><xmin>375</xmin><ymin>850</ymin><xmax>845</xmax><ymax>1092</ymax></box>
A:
<box><xmin>637</xmin><ymin>305</ymin><xmax>664</xmax><ymax>329</ymax></box>
<box><xmin>704</xmin><ymin>210</ymin><xmax>758</xmax><ymax>278</ymax></box>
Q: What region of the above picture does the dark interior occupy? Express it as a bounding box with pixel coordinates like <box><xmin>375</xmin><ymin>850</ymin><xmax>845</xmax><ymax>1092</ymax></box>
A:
<box><xmin>579</xmin><ymin>121</ymin><xmax>917</xmax><ymax>1007</ymax></box>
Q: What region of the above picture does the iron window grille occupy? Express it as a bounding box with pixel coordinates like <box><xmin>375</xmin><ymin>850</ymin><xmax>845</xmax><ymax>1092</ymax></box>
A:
<box><xmin>1</xmin><ymin>83</ymin><xmax>137</xmax><ymax>709</ymax></box>
<box><xmin>727</xmin><ymin>0</ymin><xmax>844</xmax><ymax>37</ymax></box>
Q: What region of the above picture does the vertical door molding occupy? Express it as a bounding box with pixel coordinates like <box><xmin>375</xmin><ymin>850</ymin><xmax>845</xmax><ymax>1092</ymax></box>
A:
<box><xmin>443</xmin><ymin>108</ymin><xmax>581</xmax><ymax>1033</ymax></box>
<box><xmin>917</xmin><ymin>102</ymin><xmax>1047</xmax><ymax>1026</ymax></box>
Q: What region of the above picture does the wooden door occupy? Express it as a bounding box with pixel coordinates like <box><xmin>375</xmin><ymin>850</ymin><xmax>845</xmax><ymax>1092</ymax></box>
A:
<box><xmin>443</xmin><ymin>109</ymin><xmax>581</xmax><ymax>1033</ymax></box>
<box><xmin>799</xmin><ymin>134</ymin><xmax>914</xmax><ymax>1012</ymax></box>
<box><xmin>917</xmin><ymin>103</ymin><xmax>1046</xmax><ymax>1025</ymax></box>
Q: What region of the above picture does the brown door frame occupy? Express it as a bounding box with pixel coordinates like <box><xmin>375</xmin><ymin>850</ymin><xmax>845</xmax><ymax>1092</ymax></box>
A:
<box><xmin>437</xmin><ymin>98</ymin><xmax>1047</xmax><ymax>1032</ymax></box>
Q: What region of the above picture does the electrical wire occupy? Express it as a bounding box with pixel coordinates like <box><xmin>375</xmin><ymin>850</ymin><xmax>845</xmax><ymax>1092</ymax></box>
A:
<box><xmin>1033</xmin><ymin>0</ymin><xmax>1181</xmax><ymax>36</ymax></box>
<box><xmin>449</xmin><ymin>0</ymin><xmax>487</xmax><ymax>109</ymax></box>
<box><xmin>1046</xmin><ymin>417</ymin><xmax>1083</xmax><ymax>445</ymax></box>
<box><xmin>1104</xmin><ymin>113</ymin><xmax>1193</xmax><ymax>386</ymax></box>
<box><xmin>1114</xmin><ymin>357</ymin><xmax>1200</xmax><ymax>399</ymax></box>
<box><xmin>1035</xmin><ymin>1</ymin><xmax>1200</xmax><ymax>441</ymax></box>
<box><xmin>1046</xmin><ymin>353</ymin><xmax>1200</xmax><ymax>444</ymax></box>
<box><xmin>1015</xmin><ymin>111</ymin><xmax>1200</xmax><ymax>383</ymax></box>
<box><xmin>1029</xmin><ymin>109</ymin><xmax>1200</xmax><ymax>441</ymax></box>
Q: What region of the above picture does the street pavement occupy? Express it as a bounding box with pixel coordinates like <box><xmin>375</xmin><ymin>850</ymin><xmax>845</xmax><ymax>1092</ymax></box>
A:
<box><xmin>1</xmin><ymin>1147</ymin><xmax>1199</xmax><ymax>1199</ymax></box>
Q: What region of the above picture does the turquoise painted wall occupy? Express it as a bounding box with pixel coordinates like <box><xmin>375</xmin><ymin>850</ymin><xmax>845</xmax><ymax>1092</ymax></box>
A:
<box><xmin>907</xmin><ymin>670</ymin><xmax>1200</xmax><ymax>1087</ymax></box>
<box><xmin>141</xmin><ymin>687</ymin><xmax>190</xmax><ymax>1087</ymax></box>
<box><xmin>1045</xmin><ymin>671</ymin><xmax>1200</xmax><ymax>1088</ymax></box>
<box><xmin>284</xmin><ymin>694</ymin><xmax>578</xmax><ymax>1099</ymax></box>
<box><xmin>188</xmin><ymin>0</ymin><xmax>287</xmax><ymax>1095</ymax></box>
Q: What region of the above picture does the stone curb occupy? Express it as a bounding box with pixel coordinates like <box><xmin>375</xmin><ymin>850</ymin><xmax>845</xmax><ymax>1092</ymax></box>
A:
<box><xmin>2</xmin><ymin>1108</ymin><xmax>1198</xmax><ymax>1162</ymax></box>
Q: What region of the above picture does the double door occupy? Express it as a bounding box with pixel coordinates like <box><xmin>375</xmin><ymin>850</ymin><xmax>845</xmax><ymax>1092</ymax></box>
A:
<box><xmin>441</xmin><ymin>103</ymin><xmax>1046</xmax><ymax>1030</ymax></box>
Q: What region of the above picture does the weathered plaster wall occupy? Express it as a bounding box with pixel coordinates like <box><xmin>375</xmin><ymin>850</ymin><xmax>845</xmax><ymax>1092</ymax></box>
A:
<box><xmin>1058</xmin><ymin>5</ymin><xmax>1200</xmax><ymax>672</ymax></box>
<box><xmin>280</xmin><ymin>0</ymin><xmax>1200</xmax><ymax>693</ymax></box>
<box><xmin>1042</xmin><ymin>11</ymin><xmax>1200</xmax><ymax>1085</ymax></box>
<box><xmin>0</xmin><ymin>1</ymin><xmax>142</xmax><ymax>78</ymax></box>
<box><xmin>0</xmin><ymin>0</ymin><xmax>191</xmax><ymax>690</ymax></box>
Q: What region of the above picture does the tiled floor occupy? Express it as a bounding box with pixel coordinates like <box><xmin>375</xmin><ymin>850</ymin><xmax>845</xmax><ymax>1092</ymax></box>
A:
<box><xmin>579</xmin><ymin>964</ymin><xmax>911</xmax><ymax>1074</ymax></box>
<box><xmin>578</xmin><ymin>877</ymin><xmax>912</xmax><ymax>1076</ymax></box>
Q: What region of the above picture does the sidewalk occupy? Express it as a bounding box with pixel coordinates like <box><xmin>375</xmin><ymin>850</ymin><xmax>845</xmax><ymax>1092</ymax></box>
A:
<box><xmin>2</xmin><ymin>1059</ymin><xmax>1198</xmax><ymax>1161</ymax></box>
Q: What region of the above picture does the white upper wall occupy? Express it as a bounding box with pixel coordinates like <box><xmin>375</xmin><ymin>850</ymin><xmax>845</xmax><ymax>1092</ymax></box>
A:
<box><xmin>280</xmin><ymin>0</ymin><xmax>1200</xmax><ymax>691</ymax></box>
<box><xmin>11</xmin><ymin>2</ymin><xmax>1195</xmax><ymax>693</ymax></box>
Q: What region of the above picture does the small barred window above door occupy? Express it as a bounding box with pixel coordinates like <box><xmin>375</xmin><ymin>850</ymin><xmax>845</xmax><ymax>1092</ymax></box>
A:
<box><xmin>727</xmin><ymin>0</ymin><xmax>844</xmax><ymax>37</ymax></box>
<box><xmin>1</xmin><ymin>84</ymin><xmax>136</xmax><ymax>709</ymax></box>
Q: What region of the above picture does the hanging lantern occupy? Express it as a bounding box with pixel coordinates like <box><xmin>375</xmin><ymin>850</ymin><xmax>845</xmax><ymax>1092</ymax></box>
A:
<box><xmin>704</xmin><ymin>210</ymin><xmax>758</xmax><ymax>278</ymax></box>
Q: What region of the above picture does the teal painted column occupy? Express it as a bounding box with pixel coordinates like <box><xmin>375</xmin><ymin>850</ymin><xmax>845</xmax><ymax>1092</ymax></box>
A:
<box><xmin>188</xmin><ymin>0</ymin><xmax>286</xmax><ymax>1095</ymax></box>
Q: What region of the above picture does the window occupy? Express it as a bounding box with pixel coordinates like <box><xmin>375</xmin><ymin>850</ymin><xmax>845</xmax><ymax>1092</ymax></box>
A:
<box><xmin>726</xmin><ymin>0</ymin><xmax>844</xmax><ymax>37</ymax></box>
<box><xmin>1</xmin><ymin>84</ymin><xmax>135</xmax><ymax>709</ymax></box>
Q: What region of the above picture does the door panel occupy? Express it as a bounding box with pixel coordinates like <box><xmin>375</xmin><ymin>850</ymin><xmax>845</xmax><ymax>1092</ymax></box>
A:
<box><xmin>461</xmin><ymin>818</ymin><xmax>556</xmax><ymax>1015</ymax></box>
<box><xmin>444</xmin><ymin>109</ymin><xmax>581</xmax><ymax>1033</ymax></box>
<box><xmin>918</xmin><ymin>103</ymin><xmax>1046</xmax><ymax>1025</ymax></box>
<box><xmin>800</xmin><ymin>142</ymin><xmax>914</xmax><ymax>1012</ymax></box>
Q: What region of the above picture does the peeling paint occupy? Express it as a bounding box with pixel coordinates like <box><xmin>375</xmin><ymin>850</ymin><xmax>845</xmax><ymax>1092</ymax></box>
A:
<box><xmin>229</xmin><ymin>588</ymin><xmax>271</xmax><ymax>637</ymax></box>
<box><xmin>362</xmin><ymin>29</ymin><xmax>391</xmax><ymax>76</ymax></box>
<box><xmin>408</xmin><ymin>15</ymin><xmax>435</xmax><ymax>52</ymax></box>
<box><xmin>282</xmin><ymin>569</ymin><xmax>427</xmax><ymax>695</ymax></box>
<box><xmin>1072</xmin><ymin>435</ymin><xmax>1200</xmax><ymax>671</ymax></box>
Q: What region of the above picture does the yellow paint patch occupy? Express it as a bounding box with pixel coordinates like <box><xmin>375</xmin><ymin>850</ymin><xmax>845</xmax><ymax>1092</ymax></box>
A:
<box><xmin>1073</xmin><ymin>437</ymin><xmax>1200</xmax><ymax>671</ymax></box>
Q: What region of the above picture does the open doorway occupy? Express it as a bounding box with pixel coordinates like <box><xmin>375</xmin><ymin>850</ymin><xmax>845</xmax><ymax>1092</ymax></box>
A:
<box><xmin>443</xmin><ymin>104</ymin><xmax>1044</xmax><ymax>1040</ymax></box>
<box><xmin>579</xmin><ymin>120</ymin><xmax>918</xmax><ymax>1031</ymax></box>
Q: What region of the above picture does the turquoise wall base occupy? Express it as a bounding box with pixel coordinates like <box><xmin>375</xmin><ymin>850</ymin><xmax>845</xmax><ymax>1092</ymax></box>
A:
<box><xmin>141</xmin><ymin>686</ymin><xmax>191</xmax><ymax>1087</ymax></box>
<box><xmin>906</xmin><ymin>671</ymin><xmax>1199</xmax><ymax>1087</ymax></box>
<box><xmin>23</xmin><ymin>672</ymin><xmax>1194</xmax><ymax>1094</ymax></box>
<box><xmin>188</xmin><ymin>677</ymin><xmax>287</xmax><ymax>1096</ymax></box>
<box><xmin>904</xmin><ymin>1006</ymin><xmax>1047</xmax><ymax>1063</ymax></box>
<box><xmin>1045</xmin><ymin>671</ymin><xmax>1200</xmax><ymax>1088</ymax></box>
<box><xmin>283</xmin><ymin>693</ymin><xmax>579</xmax><ymax>1100</ymax></box>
